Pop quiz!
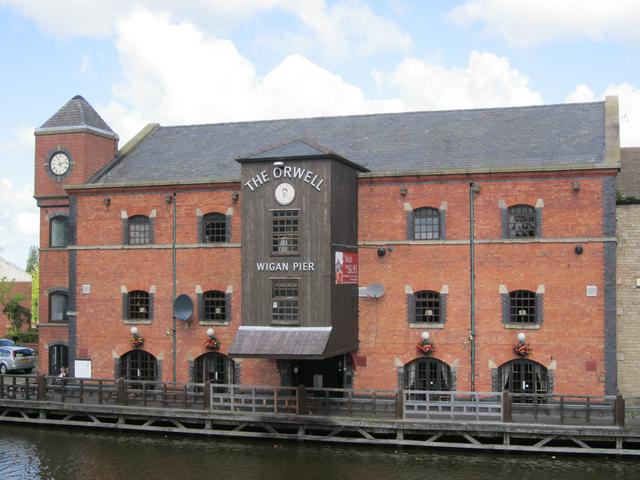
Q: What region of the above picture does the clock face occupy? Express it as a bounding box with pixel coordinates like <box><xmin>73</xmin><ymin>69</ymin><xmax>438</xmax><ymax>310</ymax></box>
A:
<box><xmin>50</xmin><ymin>152</ymin><xmax>70</xmax><ymax>176</ymax></box>
<box><xmin>275</xmin><ymin>182</ymin><xmax>295</xmax><ymax>205</ymax></box>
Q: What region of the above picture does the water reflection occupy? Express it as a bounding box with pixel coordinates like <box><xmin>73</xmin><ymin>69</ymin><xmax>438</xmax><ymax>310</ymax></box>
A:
<box><xmin>0</xmin><ymin>425</ymin><xmax>638</xmax><ymax>480</ymax></box>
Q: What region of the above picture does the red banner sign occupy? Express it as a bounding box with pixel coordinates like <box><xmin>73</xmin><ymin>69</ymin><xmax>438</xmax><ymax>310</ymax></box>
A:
<box><xmin>335</xmin><ymin>251</ymin><xmax>358</xmax><ymax>284</ymax></box>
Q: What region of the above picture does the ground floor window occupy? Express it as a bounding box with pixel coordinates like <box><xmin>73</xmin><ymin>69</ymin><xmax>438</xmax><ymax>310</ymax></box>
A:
<box><xmin>48</xmin><ymin>344</ymin><xmax>68</xmax><ymax>375</ymax></box>
<box><xmin>499</xmin><ymin>359</ymin><xmax>548</xmax><ymax>398</ymax></box>
<box><xmin>404</xmin><ymin>357</ymin><xmax>451</xmax><ymax>391</ymax></box>
<box><xmin>193</xmin><ymin>352</ymin><xmax>234</xmax><ymax>384</ymax></box>
<box><xmin>120</xmin><ymin>350</ymin><xmax>157</xmax><ymax>381</ymax></box>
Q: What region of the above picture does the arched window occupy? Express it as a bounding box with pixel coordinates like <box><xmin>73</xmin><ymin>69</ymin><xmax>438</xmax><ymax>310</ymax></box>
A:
<box><xmin>499</xmin><ymin>359</ymin><xmax>548</xmax><ymax>397</ymax></box>
<box><xmin>404</xmin><ymin>357</ymin><xmax>451</xmax><ymax>391</ymax></box>
<box><xmin>50</xmin><ymin>215</ymin><xmax>69</xmax><ymax>247</ymax></box>
<box><xmin>128</xmin><ymin>291</ymin><xmax>150</xmax><ymax>320</ymax></box>
<box><xmin>203</xmin><ymin>213</ymin><xmax>227</xmax><ymax>243</ymax></box>
<box><xmin>49</xmin><ymin>291</ymin><xmax>68</xmax><ymax>323</ymax></box>
<box><xmin>509</xmin><ymin>290</ymin><xmax>536</xmax><ymax>323</ymax></box>
<box><xmin>128</xmin><ymin>215</ymin><xmax>151</xmax><ymax>245</ymax></box>
<box><xmin>48</xmin><ymin>344</ymin><xmax>69</xmax><ymax>375</ymax></box>
<box><xmin>413</xmin><ymin>207</ymin><xmax>440</xmax><ymax>240</ymax></box>
<box><xmin>193</xmin><ymin>352</ymin><xmax>235</xmax><ymax>384</ymax></box>
<box><xmin>414</xmin><ymin>290</ymin><xmax>440</xmax><ymax>323</ymax></box>
<box><xmin>120</xmin><ymin>350</ymin><xmax>157</xmax><ymax>381</ymax></box>
<box><xmin>203</xmin><ymin>290</ymin><xmax>226</xmax><ymax>322</ymax></box>
<box><xmin>508</xmin><ymin>204</ymin><xmax>535</xmax><ymax>238</ymax></box>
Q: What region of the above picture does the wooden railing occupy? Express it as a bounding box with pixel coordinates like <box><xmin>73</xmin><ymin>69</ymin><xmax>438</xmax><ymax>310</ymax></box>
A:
<box><xmin>210</xmin><ymin>384</ymin><xmax>298</xmax><ymax>414</ymax></box>
<box><xmin>0</xmin><ymin>374</ymin><xmax>632</xmax><ymax>427</ymax></box>
<box><xmin>403</xmin><ymin>390</ymin><xmax>502</xmax><ymax>421</ymax></box>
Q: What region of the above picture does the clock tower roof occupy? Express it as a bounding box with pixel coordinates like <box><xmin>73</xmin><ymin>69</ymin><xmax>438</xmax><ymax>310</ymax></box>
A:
<box><xmin>37</xmin><ymin>95</ymin><xmax>117</xmax><ymax>138</ymax></box>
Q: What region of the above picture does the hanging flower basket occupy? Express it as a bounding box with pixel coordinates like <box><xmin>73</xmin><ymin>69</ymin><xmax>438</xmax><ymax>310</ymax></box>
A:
<box><xmin>130</xmin><ymin>335</ymin><xmax>144</xmax><ymax>348</ymax></box>
<box><xmin>416</xmin><ymin>340</ymin><xmax>435</xmax><ymax>355</ymax></box>
<box><xmin>513</xmin><ymin>342</ymin><xmax>531</xmax><ymax>357</ymax></box>
<box><xmin>205</xmin><ymin>336</ymin><xmax>220</xmax><ymax>350</ymax></box>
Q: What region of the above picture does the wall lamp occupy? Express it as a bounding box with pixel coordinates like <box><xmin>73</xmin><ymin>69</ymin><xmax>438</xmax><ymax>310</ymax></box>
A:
<box><xmin>231</xmin><ymin>192</ymin><xmax>239</xmax><ymax>201</ymax></box>
<box><xmin>103</xmin><ymin>197</ymin><xmax>111</xmax><ymax>206</ymax></box>
<box><xmin>207</xmin><ymin>328</ymin><xmax>215</xmax><ymax>337</ymax></box>
<box><xmin>399</xmin><ymin>187</ymin><xmax>408</xmax><ymax>196</ymax></box>
<box><xmin>517</xmin><ymin>332</ymin><xmax>526</xmax><ymax>343</ymax></box>
<box><xmin>130</xmin><ymin>326</ymin><xmax>139</xmax><ymax>337</ymax></box>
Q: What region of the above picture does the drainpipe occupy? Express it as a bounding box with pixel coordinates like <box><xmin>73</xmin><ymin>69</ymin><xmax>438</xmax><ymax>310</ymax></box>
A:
<box><xmin>469</xmin><ymin>182</ymin><xmax>476</xmax><ymax>392</ymax></box>
<box><xmin>172</xmin><ymin>192</ymin><xmax>177</xmax><ymax>385</ymax></box>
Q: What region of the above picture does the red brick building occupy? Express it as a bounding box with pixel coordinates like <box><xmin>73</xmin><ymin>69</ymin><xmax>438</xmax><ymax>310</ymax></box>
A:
<box><xmin>35</xmin><ymin>95</ymin><xmax>620</xmax><ymax>395</ymax></box>
<box><xmin>0</xmin><ymin>258</ymin><xmax>32</xmax><ymax>336</ymax></box>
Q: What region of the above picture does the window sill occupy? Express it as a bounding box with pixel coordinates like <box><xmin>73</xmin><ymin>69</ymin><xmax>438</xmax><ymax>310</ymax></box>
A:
<box><xmin>503</xmin><ymin>324</ymin><xmax>540</xmax><ymax>330</ymax></box>
<box><xmin>199</xmin><ymin>321</ymin><xmax>230</xmax><ymax>326</ymax></box>
<box><xmin>123</xmin><ymin>319</ymin><xmax>152</xmax><ymax>325</ymax></box>
<box><xmin>409</xmin><ymin>323</ymin><xmax>444</xmax><ymax>329</ymax></box>
<box><xmin>39</xmin><ymin>322</ymin><xmax>69</xmax><ymax>328</ymax></box>
<box><xmin>270</xmin><ymin>321</ymin><xmax>300</xmax><ymax>326</ymax></box>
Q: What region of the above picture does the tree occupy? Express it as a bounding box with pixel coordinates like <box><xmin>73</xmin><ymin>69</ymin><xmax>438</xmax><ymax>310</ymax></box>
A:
<box><xmin>25</xmin><ymin>246</ymin><xmax>39</xmax><ymax>275</ymax></box>
<box><xmin>0</xmin><ymin>277</ymin><xmax>32</xmax><ymax>336</ymax></box>
<box><xmin>25</xmin><ymin>246</ymin><xmax>40</xmax><ymax>326</ymax></box>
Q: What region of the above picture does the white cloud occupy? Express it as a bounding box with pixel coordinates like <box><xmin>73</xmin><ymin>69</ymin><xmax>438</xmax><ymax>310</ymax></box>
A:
<box><xmin>1</xmin><ymin>0</ymin><xmax>410</xmax><ymax>59</ymax></box>
<box><xmin>100</xmin><ymin>9</ymin><xmax>405</xmax><ymax>142</ymax></box>
<box><xmin>0</xmin><ymin>126</ymin><xmax>33</xmax><ymax>154</ymax></box>
<box><xmin>0</xmin><ymin>178</ymin><xmax>38</xmax><ymax>269</ymax></box>
<box><xmin>381</xmin><ymin>51</ymin><xmax>543</xmax><ymax>110</ymax></box>
<box><xmin>566</xmin><ymin>82</ymin><xmax>640</xmax><ymax>146</ymax></box>
<box><xmin>566</xmin><ymin>84</ymin><xmax>596</xmax><ymax>103</ymax></box>
<box><xmin>448</xmin><ymin>0</ymin><xmax>640</xmax><ymax>47</ymax></box>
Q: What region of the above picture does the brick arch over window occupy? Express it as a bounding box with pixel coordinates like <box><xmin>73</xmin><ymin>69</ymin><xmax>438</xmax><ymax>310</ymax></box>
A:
<box><xmin>504</xmin><ymin>204</ymin><xmax>541</xmax><ymax>238</ymax></box>
<box><xmin>48</xmin><ymin>344</ymin><xmax>69</xmax><ymax>375</ymax></box>
<box><xmin>49</xmin><ymin>288</ymin><xmax>69</xmax><ymax>323</ymax></box>
<box><xmin>49</xmin><ymin>215</ymin><xmax>69</xmax><ymax>247</ymax></box>
<box><xmin>192</xmin><ymin>352</ymin><xmax>235</xmax><ymax>384</ymax></box>
<box><xmin>410</xmin><ymin>207</ymin><xmax>441</xmax><ymax>240</ymax></box>
<box><xmin>200</xmin><ymin>212</ymin><xmax>229</xmax><ymax>243</ymax></box>
<box><xmin>123</xmin><ymin>290</ymin><xmax>153</xmax><ymax>322</ymax></box>
<box><xmin>497</xmin><ymin>359</ymin><xmax>549</xmax><ymax>396</ymax></box>
<box><xmin>119</xmin><ymin>350</ymin><xmax>158</xmax><ymax>381</ymax></box>
<box><xmin>402</xmin><ymin>357</ymin><xmax>453</xmax><ymax>391</ymax></box>
<box><xmin>125</xmin><ymin>215</ymin><xmax>152</xmax><ymax>245</ymax></box>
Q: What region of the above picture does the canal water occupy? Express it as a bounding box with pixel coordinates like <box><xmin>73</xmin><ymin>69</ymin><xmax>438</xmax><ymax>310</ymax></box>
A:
<box><xmin>1</xmin><ymin>425</ymin><xmax>639</xmax><ymax>479</ymax></box>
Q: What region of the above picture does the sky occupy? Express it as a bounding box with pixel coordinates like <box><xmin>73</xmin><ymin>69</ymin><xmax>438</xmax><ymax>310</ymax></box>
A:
<box><xmin>0</xmin><ymin>0</ymin><xmax>639</xmax><ymax>269</ymax></box>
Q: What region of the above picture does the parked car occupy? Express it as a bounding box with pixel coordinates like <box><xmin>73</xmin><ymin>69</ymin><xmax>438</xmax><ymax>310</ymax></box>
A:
<box><xmin>0</xmin><ymin>346</ymin><xmax>35</xmax><ymax>374</ymax></box>
<box><xmin>0</xmin><ymin>339</ymin><xmax>15</xmax><ymax>347</ymax></box>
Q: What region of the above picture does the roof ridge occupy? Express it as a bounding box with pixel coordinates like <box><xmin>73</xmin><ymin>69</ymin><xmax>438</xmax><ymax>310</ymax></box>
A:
<box><xmin>152</xmin><ymin>100</ymin><xmax>605</xmax><ymax>131</ymax></box>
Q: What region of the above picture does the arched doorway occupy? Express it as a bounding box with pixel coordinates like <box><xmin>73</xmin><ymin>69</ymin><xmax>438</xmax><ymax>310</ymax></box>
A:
<box><xmin>193</xmin><ymin>352</ymin><xmax>235</xmax><ymax>384</ymax></box>
<box><xmin>498</xmin><ymin>359</ymin><xmax>548</xmax><ymax>396</ymax></box>
<box><xmin>120</xmin><ymin>350</ymin><xmax>157</xmax><ymax>381</ymax></box>
<box><xmin>403</xmin><ymin>357</ymin><xmax>452</xmax><ymax>391</ymax></box>
<box><xmin>48</xmin><ymin>344</ymin><xmax>68</xmax><ymax>375</ymax></box>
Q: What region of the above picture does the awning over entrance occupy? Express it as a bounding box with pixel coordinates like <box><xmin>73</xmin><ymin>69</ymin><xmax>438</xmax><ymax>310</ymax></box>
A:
<box><xmin>228</xmin><ymin>326</ymin><xmax>332</xmax><ymax>359</ymax></box>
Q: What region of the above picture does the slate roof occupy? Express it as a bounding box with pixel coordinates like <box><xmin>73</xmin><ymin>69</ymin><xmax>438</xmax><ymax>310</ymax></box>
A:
<box><xmin>95</xmin><ymin>101</ymin><xmax>607</xmax><ymax>185</ymax></box>
<box><xmin>618</xmin><ymin>148</ymin><xmax>640</xmax><ymax>198</ymax></box>
<box><xmin>229</xmin><ymin>326</ymin><xmax>332</xmax><ymax>358</ymax></box>
<box><xmin>0</xmin><ymin>258</ymin><xmax>31</xmax><ymax>283</ymax></box>
<box><xmin>39</xmin><ymin>95</ymin><xmax>114</xmax><ymax>135</ymax></box>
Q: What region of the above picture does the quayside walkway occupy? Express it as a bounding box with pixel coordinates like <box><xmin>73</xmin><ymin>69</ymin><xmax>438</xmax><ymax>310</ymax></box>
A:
<box><xmin>1</xmin><ymin>375</ymin><xmax>640</xmax><ymax>456</ymax></box>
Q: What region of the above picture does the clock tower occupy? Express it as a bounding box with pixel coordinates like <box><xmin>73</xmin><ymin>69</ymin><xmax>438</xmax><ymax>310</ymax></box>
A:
<box><xmin>34</xmin><ymin>95</ymin><xmax>118</xmax><ymax>376</ymax></box>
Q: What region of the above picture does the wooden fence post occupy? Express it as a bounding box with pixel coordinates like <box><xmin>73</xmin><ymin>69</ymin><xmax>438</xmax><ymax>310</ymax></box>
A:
<box><xmin>615</xmin><ymin>394</ymin><xmax>626</xmax><ymax>427</ymax></box>
<box><xmin>37</xmin><ymin>374</ymin><xmax>46</xmax><ymax>401</ymax></box>
<box><xmin>297</xmin><ymin>385</ymin><xmax>307</xmax><ymax>416</ymax></box>
<box><xmin>396</xmin><ymin>389</ymin><xmax>404</xmax><ymax>419</ymax></box>
<box><xmin>501</xmin><ymin>390</ymin><xmax>511</xmax><ymax>423</ymax></box>
<box><xmin>203</xmin><ymin>380</ymin><xmax>211</xmax><ymax>410</ymax></box>
<box><xmin>116</xmin><ymin>378</ymin><xmax>126</xmax><ymax>405</ymax></box>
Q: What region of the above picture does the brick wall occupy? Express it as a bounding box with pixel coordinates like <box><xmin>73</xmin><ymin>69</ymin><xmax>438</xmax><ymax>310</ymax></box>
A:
<box><xmin>616</xmin><ymin>204</ymin><xmax>640</xmax><ymax>395</ymax></box>
<box><xmin>36</xmin><ymin>167</ymin><xmax>614</xmax><ymax>394</ymax></box>
<box><xmin>0</xmin><ymin>281</ymin><xmax>31</xmax><ymax>335</ymax></box>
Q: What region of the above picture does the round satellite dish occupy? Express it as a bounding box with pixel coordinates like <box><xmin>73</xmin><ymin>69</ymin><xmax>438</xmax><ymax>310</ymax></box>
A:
<box><xmin>367</xmin><ymin>284</ymin><xmax>385</xmax><ymax>298</ymax></box>
<box><xmin>173</xmin><ymin>294</ymin><xmax>194</xmax><ymax>321</ymax></box>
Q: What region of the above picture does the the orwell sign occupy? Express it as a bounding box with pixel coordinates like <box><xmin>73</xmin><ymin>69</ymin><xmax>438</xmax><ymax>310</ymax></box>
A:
<box><xmin>243</xmin><ymin>165</ymin><xmax>325</xmax><ymax>192</ymax></box>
